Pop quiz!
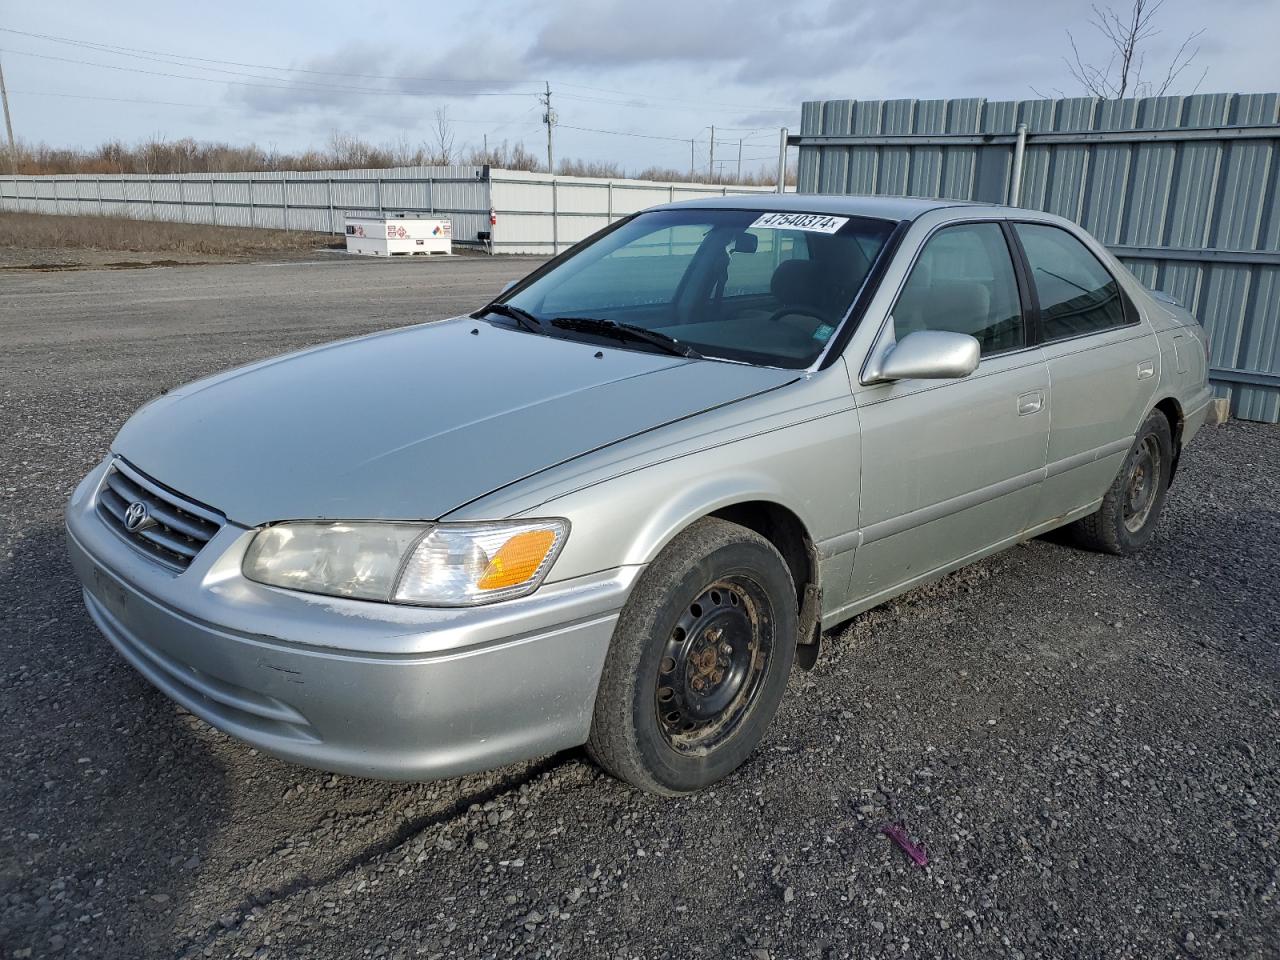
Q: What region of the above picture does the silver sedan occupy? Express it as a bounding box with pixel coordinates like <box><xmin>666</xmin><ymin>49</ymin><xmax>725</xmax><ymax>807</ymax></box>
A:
<box><xmin>66</xmin><ymin>195</ymin><xmax>1214</xmax><ymax>795</ymax></box>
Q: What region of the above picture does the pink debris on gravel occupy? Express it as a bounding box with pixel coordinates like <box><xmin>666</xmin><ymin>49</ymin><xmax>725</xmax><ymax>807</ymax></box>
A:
<box><xmin>881</xmin><ymin>824</ymin><xmax>929</xmax><ymax>867</ymax></box>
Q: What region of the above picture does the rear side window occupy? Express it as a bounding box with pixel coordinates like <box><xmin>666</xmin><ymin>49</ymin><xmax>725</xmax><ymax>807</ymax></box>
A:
<box><xmin>892</xmin><ymin>222</ymin><xmax>1025</xmax><ymax>356</ymax></box>
<box><xmin>1015</xmin><ymin>223</ymin><xmax>1128</xmax><ymax>340</ymax></box>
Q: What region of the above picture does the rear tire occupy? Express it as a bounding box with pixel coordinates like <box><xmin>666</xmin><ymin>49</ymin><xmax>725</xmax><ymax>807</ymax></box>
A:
<box><xmin>1069</xmin><ymin>410</ymin><xmax>1173</xmax><ymax>555</ymax></box>
<box><xmin>587</xmin><ymin>517</ymin><xmax>797</xmax><ymax>795</ymax></box>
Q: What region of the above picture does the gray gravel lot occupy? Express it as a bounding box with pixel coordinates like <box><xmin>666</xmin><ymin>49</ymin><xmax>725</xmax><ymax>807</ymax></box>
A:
<box><xmin>1</xmin><ymin>257</ymin><xmax>1277</xmax><ymax>960</ymax></box>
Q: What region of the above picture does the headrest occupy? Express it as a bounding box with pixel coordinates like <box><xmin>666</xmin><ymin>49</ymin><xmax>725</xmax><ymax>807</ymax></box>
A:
<box><xmin>770</xmin><ymin>259</ymin><xmax>823</xmax><ymax>308</ymax></box>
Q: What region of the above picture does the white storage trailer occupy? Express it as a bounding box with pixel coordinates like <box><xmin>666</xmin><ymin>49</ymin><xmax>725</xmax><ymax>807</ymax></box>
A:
<box><xmin>344</xmin><ymin>216</ymin><xmax>452</xmax><ymax>256</ymax></box>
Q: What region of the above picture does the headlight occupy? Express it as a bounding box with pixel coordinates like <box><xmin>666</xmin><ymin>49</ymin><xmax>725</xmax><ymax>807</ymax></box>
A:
<box><xmin>242</xmin><ymin>519</ymin><xmax>568</xmax><ymax>606</ymax></box>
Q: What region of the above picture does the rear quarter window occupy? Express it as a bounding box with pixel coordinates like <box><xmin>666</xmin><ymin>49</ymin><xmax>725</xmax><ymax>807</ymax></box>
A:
<box><xmin>1015</xmin><ymin>223</ymin><xmax>1129</xmax><ymax>341</ymax></box>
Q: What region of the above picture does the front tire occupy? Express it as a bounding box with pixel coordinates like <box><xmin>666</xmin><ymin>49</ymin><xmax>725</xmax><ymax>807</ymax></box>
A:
<box><xmin>587</xmin><ymin>517</ymin><xmax>798</xmax><ymax>795</ymax></box>
<box><xmin>1069</xmin><ymin>410</ymin><xmax>1173</xmax><ymax>555</ymax></box>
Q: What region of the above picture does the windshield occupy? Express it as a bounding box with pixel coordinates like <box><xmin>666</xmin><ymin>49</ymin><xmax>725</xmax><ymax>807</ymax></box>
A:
<box><xmin>494</xmin><ymin>208</ymin><xmax>897</xmax><ymax>368</ymax></box>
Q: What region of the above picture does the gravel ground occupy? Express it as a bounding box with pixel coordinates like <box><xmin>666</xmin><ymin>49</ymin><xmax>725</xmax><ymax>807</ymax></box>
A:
<box><xmin>1</xmin><ymin>258</ymin><xmax>1277</xmax><ymax>960</ymax></box>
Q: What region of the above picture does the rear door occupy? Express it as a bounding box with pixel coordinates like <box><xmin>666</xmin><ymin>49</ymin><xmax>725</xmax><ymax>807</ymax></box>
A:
<box><xmin>1010</xmin><ymin>222</ymin><xmax>1159</xmax><ymax>524</ymax></box>
<box><xmin>849</xmin><ymin>220</ymin><xmax>1050</xmax><ymax>603</ymax></box>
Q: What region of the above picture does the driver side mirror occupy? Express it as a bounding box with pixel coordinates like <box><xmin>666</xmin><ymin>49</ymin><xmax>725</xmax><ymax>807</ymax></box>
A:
<box><xmin>865</xmin><ymin>328</ymin><xmax>981</xmax><ymax>383</ymax></box>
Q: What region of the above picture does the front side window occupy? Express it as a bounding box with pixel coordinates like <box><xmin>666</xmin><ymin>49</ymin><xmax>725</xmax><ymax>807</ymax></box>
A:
<box><xmin>1014</xmin><ymin>223</ymin><xmax>1127</xmax><ymax>341</ymax></box>
<box><xmin>892</xmin><ymin>222</ymin><xmax>1025</xmax><ymax>355</ymax></box>
<box><xmin>498</xmin><ymin>209</ymin><xmax>896</xmax><ymax>368</ymax></box>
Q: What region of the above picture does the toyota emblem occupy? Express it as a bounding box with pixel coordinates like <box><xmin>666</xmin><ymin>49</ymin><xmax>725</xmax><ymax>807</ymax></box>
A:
<box><xmin>124</xmin><ymin>500</ymin><xmax>153</xmax><ymax>532</ymax></box>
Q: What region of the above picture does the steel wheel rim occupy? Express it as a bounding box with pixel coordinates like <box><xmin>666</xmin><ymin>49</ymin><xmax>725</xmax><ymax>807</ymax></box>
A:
<box><xmin>654</xmin><ymin>576</ymin><xmax>773</xmax><ymax>754</ymax></box>
<box><xmin>1122</xmin><ymin>435</ymin><xmax>1161</xmax><ymax>533</ymax></box>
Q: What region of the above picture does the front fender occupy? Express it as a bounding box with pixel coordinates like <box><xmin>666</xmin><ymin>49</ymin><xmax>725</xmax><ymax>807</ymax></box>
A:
<box><xmin>444</xmin><ymin>362</ymin><xmax>862</xmax><ymax>588</ymax></box>
<box><xmin>507</xmin><ymin>409</ymin><xmax>861</xmax><ymax>586</ymax></box>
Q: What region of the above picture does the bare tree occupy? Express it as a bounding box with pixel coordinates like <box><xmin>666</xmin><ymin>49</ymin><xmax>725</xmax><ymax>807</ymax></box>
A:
<box><xmin>431</xmin><ymin>107</ymin><xmax>456</xmax><ymax>165</ymax></box>
<box><xmin>1057</xmin><ymin>0</ymin><xmax>1206</xmax><ymax>99</ymax></box>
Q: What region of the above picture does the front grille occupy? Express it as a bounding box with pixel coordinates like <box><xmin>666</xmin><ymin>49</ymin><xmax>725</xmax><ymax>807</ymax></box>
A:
<box><xmin>96</xmin><ymin>459</ymin><xmax>225</xmax><ymax>570</ymax></box>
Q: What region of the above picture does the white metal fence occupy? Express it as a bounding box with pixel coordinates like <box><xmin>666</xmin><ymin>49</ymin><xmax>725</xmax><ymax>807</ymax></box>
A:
<box><xmin>0</xmin><ymin>166</ymin><xmax>778</xmax><ymax>255</ymax></box>
<box><xmin>487</xmin><ymin>171</ymin><xmax>776</xmax><ymax>253</ymax></box>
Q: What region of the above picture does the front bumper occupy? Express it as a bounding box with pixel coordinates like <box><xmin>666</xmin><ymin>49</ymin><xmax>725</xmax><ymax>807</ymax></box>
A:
<box><xmin>66</xmin><ymin>461</ymin><xmax>636</xmax><ymax>781</ymax></box>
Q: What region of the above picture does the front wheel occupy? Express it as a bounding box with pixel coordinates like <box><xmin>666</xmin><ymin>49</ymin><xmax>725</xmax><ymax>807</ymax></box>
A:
<box><xmin>1068</xmin><ymin>410</ymin><xmax>1174</xmax><ymax>555</ymax></box>
<box><xmin>587</xmin><ymin>517</ymin><xmax>798</xmax><ymax>795</ymax></box>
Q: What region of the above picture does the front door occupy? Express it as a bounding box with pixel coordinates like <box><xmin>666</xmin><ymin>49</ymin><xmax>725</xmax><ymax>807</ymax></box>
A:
<box><xmin>849</xmin><ymin>220</ymin><xmax>1051</xmax><ymax>604</ymax></box>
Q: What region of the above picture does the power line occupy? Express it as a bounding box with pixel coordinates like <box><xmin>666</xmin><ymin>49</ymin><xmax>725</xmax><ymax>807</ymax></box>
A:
<box><xmin>7</xmin><ymin>89</ymin><xmax>529</xmax><ymax>125</ymax></box>
<box><xmin>8</xmin><ymin>89</ymin><xmax>233</xmax><ymax>110</ymax></box>
<box><xmin>557</xmin><ymin>123</ymin><xmax>699</xmax><ymax>144</ymax></box>
<box><xmin>554</xmin><ymin>82</ymin><xmax>793</xmax><ymax>113</ymax></box>
<box><xmin>0</xmin><ymin>27</ymin><xmax>539</xmax><ymax>87</ymax></box>
<box><xmin>0</xmin><ymin>47</ymin><xmax>538</xmax><ymax>98</ymax></box>
<box><xmin>0</xmin><ymin>26</ymin><xmax>798</xmax><ymax>115</ymax></box>
<box><xmin>0</xmin><ymin>32</ymin><xmax>543</xmax><ymax>98</ymax></box>
<box><xmin>6</xmin><ymin>83</ymin><xmax>748</xmax><ymax>157</ymax></box>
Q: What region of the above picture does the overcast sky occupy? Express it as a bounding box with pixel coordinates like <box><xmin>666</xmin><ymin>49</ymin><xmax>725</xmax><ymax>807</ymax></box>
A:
<box><xmin>2</xmin><ymin>0</ymin><xmax>1277</xmax><ymax>175</ymax></box>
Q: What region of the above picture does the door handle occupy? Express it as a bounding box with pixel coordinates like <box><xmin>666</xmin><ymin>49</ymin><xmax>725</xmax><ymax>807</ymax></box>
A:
<box><xmin>1017</xmin><ymin>390</ymin><xmax>1044</xmax><ymax>416</ymax></box>
<box><xmin>1137</xmin><ymin>359</ymin><xmax>1156</xmax><ymax>380</ymax></box>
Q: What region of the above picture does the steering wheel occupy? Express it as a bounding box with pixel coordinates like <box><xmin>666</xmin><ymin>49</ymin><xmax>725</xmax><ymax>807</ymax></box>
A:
<box><xmin>765</xmin><ymin>307</ymin><xmax>827</xmax><ymax>326</ymax></box>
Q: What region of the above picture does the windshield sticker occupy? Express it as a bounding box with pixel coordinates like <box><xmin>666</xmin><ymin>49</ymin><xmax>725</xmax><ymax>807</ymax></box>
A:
<box><xmin>812</xmin><ymin>323</ymin><xmax>836</xmax><ymax>342</ymax></box>
<box><xmin>750</xmin><ymin>213</ymin><xmax>849</xmax><ymax>234</ymax></box>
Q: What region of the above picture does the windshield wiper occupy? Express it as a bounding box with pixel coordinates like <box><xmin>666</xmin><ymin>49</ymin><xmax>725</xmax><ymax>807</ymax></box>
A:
<box><xmin>484</xmin><ymin>302</ymin><xmax>544</xmax><ymax>334</ymax></box>
<box><xmin>549</xmin><ymin>317</ymin><xmax>702</xmax><ymax>359</ymax></box>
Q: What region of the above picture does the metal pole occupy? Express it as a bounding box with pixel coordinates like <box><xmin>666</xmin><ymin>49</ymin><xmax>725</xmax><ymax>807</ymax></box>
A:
<box><xmin>736</xmin><ymin>139</ymin><xmax>742</xmax><ymax>183</ymax></box>
<box><xmin>1009</xmin><ymin>122</ymin><xmax>1028</xmax><ymax>206</ymax></box>
<box><xmin>776</xmin><ymin>127</ymin><xmax>788</xmax><ymax>194</ymax></box>
<box><xmin>0</xmin><ymin>56</ymin><xmax>16</xmax><ymax>174</ymax></box>
<box><xmin>248</xmin><ymin>178</ymin><xmax>255</xmax><ymax>227</ymax></box>
<box><xmin>709</xmin><ymin>125</ymin><xmax>715</xmax><ymax>183</ymax></box>
<box><xmin>550</xmin><ymin>178</ymin><xmax>558</xmax><ymax>254</ymax></box>
<box><xmin>327</xmin><ymin>177</ymin><xmax>334</xmax><ymax>233</ymax></box>
<box><xmin>689</xmin><ymin>139</ymin><xmax>694</xmax><ymax>180</ymax></box>
<box><xmin>542</xmin><ymin>81</ymin><xmax>555</xmax><ymax>174</ymax></box>
<box><xmin>606</xmin><ymin>181</ymin><xmax>613</xmax><ymax>223</ymax></box>
<box><xmin>210</xmin><ymin>179</ymin><xmax>217</xmax><ymax>226</ymax></box>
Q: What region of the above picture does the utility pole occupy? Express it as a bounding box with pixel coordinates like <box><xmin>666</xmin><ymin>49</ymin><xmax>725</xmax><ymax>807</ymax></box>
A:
<box><xmin>689</xmin><ymin>139</ymin><xmax>694</xmax><ymax>180</ymax></box>
<box><xmin>0</xmin><ymin>55</ymin><xmax>15</xmax><ymax>174</ymax></box>
<box><xmin>540</xmin><ymin>81</ymin><xmax>556</xmax><ymax>174</ymax></box>
<box><xmin>736</xmin><ymin>139</ymin><xmax>742</xmax><ymax>183</ymax></box>
<box><xmin>708</xmin><ymin>125</ymin><xmax>715</xmax><ymax>184</ymax></box>
<box><xmin>776</xmin><ymin>127</ymin><xmax>788</xmax><ymax>194</ymax></box>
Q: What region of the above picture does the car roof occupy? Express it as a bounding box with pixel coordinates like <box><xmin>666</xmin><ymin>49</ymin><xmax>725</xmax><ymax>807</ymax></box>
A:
<box><xmin>655</xmin><ymin>192</ymin><xmax>979</xmax><ymax>221</ymax></box>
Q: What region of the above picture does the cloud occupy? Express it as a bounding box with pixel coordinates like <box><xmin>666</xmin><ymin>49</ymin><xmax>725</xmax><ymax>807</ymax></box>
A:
<box><xmin>228</xmin><ymin>39</ymin><xmax>541</xmax><ymax>120</ymax></box>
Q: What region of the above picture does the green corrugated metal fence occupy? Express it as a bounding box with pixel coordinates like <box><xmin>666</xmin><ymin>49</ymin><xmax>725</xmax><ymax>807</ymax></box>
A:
<box><xmin>794</xmin><ymin>93</ymin><xmax>1280</xmax><ymax>423</ymax></box>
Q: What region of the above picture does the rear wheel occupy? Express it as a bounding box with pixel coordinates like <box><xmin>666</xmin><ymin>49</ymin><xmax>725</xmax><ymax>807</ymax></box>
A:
<box><xmin>1069</xmin><ymin>410</ymin><xmax>1173</xmax><ymax>555</ymax></box>
<box><xmin>587</xmin><ymin>517</ymin><xmax>797</xmax><ymax>795</ymax></box>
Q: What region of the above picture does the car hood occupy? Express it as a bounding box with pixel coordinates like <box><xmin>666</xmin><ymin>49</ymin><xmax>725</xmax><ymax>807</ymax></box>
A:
<box><xmin>113</xmin><ymin>318</ymin><xmax>797</xmax><ymax>526</ymax></box>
